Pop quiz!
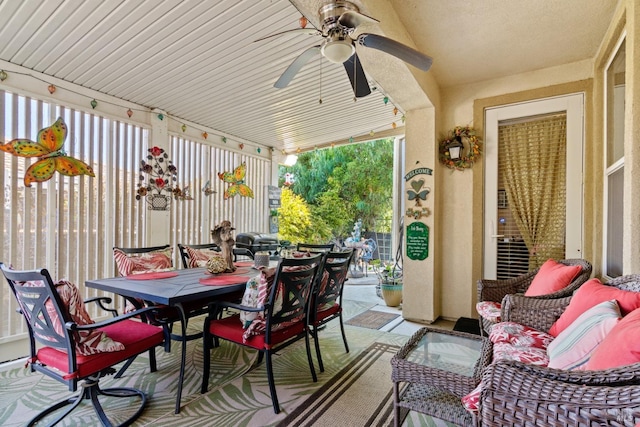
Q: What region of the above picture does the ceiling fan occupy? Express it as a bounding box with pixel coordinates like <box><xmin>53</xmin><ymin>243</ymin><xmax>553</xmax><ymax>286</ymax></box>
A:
<box><xmin>258</xmin><ymin>1</ymin><xmax>433</xmax><ymax>98</ymax></box>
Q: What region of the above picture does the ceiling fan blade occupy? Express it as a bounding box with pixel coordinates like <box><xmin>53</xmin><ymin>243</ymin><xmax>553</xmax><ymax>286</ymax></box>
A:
<box><xmin>343</xmin><ymin>53</ymin><xmax>371</xmax><ymax>98</ymax></box>
<box><xmin>338</xmin><ymin>10</ymin><xmax>379</xmax><ymax>29</ymax></box>
<box><xmin>274</xmin><ymin>45</ymin><xmax>321</xmax><ymax>88</ymax></box>
<box><xmin>357</xmin><ymin>33</ymin><xmax>433</xmax><ymax>71</ymax></box>
<box><xmin>254</xmin><ymin>27</ymin><xmax>320</xmax><ymax>43</ymax></box>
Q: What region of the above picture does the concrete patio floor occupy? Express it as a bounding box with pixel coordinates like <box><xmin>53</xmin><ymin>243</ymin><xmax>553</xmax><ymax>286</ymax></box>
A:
<box><xmin>342</xmin><ymin>270</ymin><xmax>456</xmax><ymax>336</ymax></box>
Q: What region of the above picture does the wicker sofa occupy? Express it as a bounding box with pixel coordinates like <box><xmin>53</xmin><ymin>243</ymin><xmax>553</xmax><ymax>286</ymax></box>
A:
<box><xmin>478</xmin><ymin>274</ymin><xmax>640</xmax><ymax>426</ymax></box>
<box><xmin>476</xmin><ymin>258</ymin><xmax>593</xmax><ymax>335</ymax></box>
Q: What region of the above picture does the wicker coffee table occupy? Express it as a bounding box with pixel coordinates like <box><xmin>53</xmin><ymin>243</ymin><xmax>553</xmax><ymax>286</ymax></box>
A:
<box><xmin>391</xmin><ymin>327</ymin><xmax>492</xmax><ymax>426</ymax></box>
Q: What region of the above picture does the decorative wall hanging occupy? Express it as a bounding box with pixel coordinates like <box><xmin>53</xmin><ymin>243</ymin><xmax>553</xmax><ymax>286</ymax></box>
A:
<box><xmin>0</xmin><ymin>117</ymin><xmax>95</xmax><ymax>187</ymax></box>
<box><xmin>406</xmin><ymin>222</ymin><xmax>429</xmax><ymax>260</ymax></box>
<box><xmin>439</xmin><ymin>125</ymin><xmax>482</xmax><ymax>170</ymax></box>
<box><xmin>406</xmin><ymin>206</ymin><xmax>431</xmax><ymax>220</ymax></box>
<box><xmin>202</xmin><ymin>180</ymin><xmax>215</xmax><ymax>196</ymax></box>
<box><xmin>406</xmin><ymin>179</ymin><xmax>430</xmax><ymax>206</ymax></box>
<box><xmin>136</xmin><ymin>146</ymin><xmax>191</xmax><ymax>210</ymax></box>
<box><xmin>218</xmin><ymin>162</ymin><xmax>254</xmax><ymax>199</ymax></box>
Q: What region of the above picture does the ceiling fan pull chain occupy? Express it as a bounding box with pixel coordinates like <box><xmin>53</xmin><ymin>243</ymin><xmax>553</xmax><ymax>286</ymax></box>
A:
<box><xmin>319</xmin><ymin>55</ymin><xmax>323</xmax><ymax>104</ymax></box>
<box><xmin>353</xmin><ymin>54</ymin><xmax>357</xmax><ymax>102</ymax></box>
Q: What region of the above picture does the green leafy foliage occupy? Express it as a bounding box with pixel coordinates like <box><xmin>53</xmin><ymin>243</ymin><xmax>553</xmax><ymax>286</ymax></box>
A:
<box><xmin>278</xmin><ymin>139</ymin><xmax>394</xmax><ymax>242</ymax></box>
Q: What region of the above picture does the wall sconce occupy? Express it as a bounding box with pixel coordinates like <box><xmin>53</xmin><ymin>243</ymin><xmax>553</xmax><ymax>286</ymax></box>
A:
<box><xmin>447</xmin><ymin>136</ymin><xmax>464</xmax><ymax>160</ymax></box>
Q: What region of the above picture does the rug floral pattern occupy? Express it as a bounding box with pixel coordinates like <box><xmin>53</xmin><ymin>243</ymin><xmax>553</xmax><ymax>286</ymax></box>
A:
<box><xmin>0</xmin><ymin>300</ymin><xmax>453</xmax><ymax>426</ymax></box>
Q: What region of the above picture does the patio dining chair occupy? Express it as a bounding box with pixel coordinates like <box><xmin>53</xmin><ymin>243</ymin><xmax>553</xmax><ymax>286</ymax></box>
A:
<box><xmin>296</xmin><ymin>242</ymin><xmax>335</xmax><ymax>253</ymax></box>
<box><xmin>177</xmin><ymin>242</ymin><xmax>221</xmax><ymax>269</ymax></box>
<box><xmin>113</xmin><ymin>245</ymin><xmax>210</xmax><ymax>350</ymax></box>
<box><xmin>201</xmin><ymin>253</ymin><xmax>323</xmax><ymax>414</ymax></box>
<box><xmin>308</xmin><ymin>249</ymin><xmax>353</xmax><ymax>373</ymax></box>
<box><xmin>476</xmin><ymin>258</ymin><xmax>592</xmax><ymax>335</ymax></box>
<box><xmin>1</xmin><ymin>263</ymin><xmax>164</xmax><ymax>426</ymax></box>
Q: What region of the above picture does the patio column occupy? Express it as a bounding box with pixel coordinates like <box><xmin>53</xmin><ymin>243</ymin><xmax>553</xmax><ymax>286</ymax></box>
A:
<box><xmin>402</xmin><ymin>107</ymin><xmax>440</xmax><ymax>323</ymax></box>
<box><xmin>146</xmin><ymin>109</ymin><xmax>171</xmax><ymax>246</ymax></box>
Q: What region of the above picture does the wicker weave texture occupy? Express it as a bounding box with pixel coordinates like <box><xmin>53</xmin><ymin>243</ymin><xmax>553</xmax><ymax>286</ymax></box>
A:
<box><xmin>476</xmin><ymin>258</ymin><xmax>592</xmax><ymax>334</ymax></box>
<box><xmin>479</xmin><ymin>274</ymin><xmax>640</xmax><ymax>426</ymax></box>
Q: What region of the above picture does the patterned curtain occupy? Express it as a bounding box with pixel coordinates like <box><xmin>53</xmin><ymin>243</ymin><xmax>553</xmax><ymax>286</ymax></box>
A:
<box><xmin>499</xmin><ymin>115</ymin><xmax>567</xmax><ymax>269</ymax></box>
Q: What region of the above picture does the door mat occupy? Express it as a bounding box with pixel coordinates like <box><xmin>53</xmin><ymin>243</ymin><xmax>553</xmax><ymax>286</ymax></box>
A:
<box><xmin>453</xmin><ymin>317</ymin><xmax>481</xmax><ymax>335</ymax></box>
<box><xmin>345</xmin><ymin>310</ymin><xmax>400</xmax><ymax>330</ymax></box>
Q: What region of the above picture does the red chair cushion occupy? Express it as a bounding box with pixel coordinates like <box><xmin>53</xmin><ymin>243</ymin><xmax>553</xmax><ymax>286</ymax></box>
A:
<box><xmin>36</xmin><ymin>320</ymin><xmax>163</xmax><ymax>380</ymax></box>
<box><xmin>314</xmin><ymin>303</ymin><xmax>341</xmax><ymax>325</ymax></box>
<box><xmin>209</xmin><ymin>314</ymin><xmax>305</xmax><ymax>350</ymax></box>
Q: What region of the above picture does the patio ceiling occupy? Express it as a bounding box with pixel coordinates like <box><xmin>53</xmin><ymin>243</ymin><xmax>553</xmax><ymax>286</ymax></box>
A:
<box><xmin>0</xmin><ymin>0</ymin><xmax>616</xmax><ymax>154</ymax></box>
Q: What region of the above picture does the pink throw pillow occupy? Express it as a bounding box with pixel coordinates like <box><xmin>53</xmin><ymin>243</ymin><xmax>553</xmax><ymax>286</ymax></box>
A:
<box><xmin>585</xmin><ymin>307</ymin><xmax>640</xmax><ymax>370</ymax></box>
<box><xmin>525</xmin><ymin>259</ymin><xmax>581</xmax><ymax>297</ymax></box>
<box><xmin>548</xmin><ymin>278</ymin><xmax>640</xmax><ymax>337</ymax></box>
<box><xmin>22</xmin><ymin>279</ymin><xmax>124</xmax><ymax>355</ymax></box>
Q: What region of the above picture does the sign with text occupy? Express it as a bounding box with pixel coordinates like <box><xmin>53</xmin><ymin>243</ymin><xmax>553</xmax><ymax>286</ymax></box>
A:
<box><xmin>406</xmin><ymin>222</ymin><xmax>429</xmax><ymax>260</ymax></box>
<box><xmin>268</xmin><ymin>185</ymin><xmax>281</xmax><ymax>208</ymax></box>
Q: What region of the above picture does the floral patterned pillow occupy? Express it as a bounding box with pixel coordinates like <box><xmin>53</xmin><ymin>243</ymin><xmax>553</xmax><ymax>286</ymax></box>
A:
<box><xmin>184</xmin><ymin>245</ymin><xmax>220</xmax><ymax>268</ymax></box>
<box><xmin>113</xmin><ymin>247</ymin><xmax>172</xmax><ymax>277</ymax></box>
<box><xmin>22</xmin><ymin>279</ymin><xmax>124</xmax><ymax>356</ymax></box>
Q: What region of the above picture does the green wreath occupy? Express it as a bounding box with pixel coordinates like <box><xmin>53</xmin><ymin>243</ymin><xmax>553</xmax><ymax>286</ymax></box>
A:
<box><xmin>438</xmin><ymin>125</ymin><xmax>482</xmax><ymax>170</ymax></box>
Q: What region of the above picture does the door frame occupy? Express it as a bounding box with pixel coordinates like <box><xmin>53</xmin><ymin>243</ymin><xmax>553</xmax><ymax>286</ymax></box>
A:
<box><xmin>483</xmin><ymin>94</ymin><xmax>585</xmax><ymax>279</ymax></box>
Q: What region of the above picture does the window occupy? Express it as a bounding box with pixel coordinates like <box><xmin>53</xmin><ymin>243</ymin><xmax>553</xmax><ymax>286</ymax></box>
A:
<box><xmin>604</xmin><ymin>37</ymin><xmax>625</xmax><ymax>278</ymax></box>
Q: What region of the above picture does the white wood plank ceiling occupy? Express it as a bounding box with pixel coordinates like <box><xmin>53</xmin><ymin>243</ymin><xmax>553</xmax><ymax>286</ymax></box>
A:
<box><xmin>0</xmin><ymin>0</ymin><xmax>402</xmax><ymax>153</ymax></box>
<box><xmin>0</xmin><ymin>0</ymin><xmax>618</xmax><ymax>153</ymax></box>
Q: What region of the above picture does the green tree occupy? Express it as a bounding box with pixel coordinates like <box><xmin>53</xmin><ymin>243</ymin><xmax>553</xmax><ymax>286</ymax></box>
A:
<box><xmin>279</xmin><ymin>138</ymin><xmax>394</xmax><ymax>240</ymax></box>
<box><xmin>277</xmin><ymin>187</ymin><xmax>331</xmax><ymax>243</ymax></box>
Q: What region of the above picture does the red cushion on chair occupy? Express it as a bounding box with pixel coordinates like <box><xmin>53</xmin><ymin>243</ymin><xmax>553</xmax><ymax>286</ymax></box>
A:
<box><xmin>315</xmin><ymin>303</ymin><xmax>341</xmax><ymax>324</ymax></box>
<box><xmin>36</xmin><ymin>320</ymin><xmax>163</xmax><ymax>379</ymax></box>
<box><xmin>524</xmin><ymin>259</ymin><xmax>582</xmax><ymax>297</ymax></box>
<box><xmin>209</xmin><ymin>314</ymin><xmax>305</xmax><ymax>350</ymax></box>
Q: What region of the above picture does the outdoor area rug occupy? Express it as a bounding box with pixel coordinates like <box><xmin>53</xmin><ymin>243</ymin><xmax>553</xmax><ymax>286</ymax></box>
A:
<box><xmin>0</xmin><ymin>303</ymin><xmax>452</xmax><ymax>426</ymax></box>
<box><xmin>345</xmin><ymin>309</ymin><xmax>400</xmax><ymax>330</ymax></box>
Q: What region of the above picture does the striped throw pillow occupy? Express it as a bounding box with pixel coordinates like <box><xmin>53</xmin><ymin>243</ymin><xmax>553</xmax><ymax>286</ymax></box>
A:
<box><xmin>547</xmin><ymin>299</ymin><xmax>621</xmax><ymax>370</ymax></box>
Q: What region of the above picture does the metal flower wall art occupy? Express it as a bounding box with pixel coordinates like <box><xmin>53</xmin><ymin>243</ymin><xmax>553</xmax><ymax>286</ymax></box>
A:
<box><xmin>218</xmin><ymin>162</ymin><xmax>254</xmax><ymax>199</ymax></box>
<box><xmin>136</xmin><ymin>146</ymin><xmax>192</xmax><ymax>210</ymax></box>
<box><xmin>0</xmin><ymin>117</ymin><xmax>95</xmax><ymax>187</ymax></box>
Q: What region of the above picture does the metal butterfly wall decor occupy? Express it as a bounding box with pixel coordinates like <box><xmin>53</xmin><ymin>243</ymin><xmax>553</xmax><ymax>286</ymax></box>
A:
<box><xmin>0</xmin><ymin>117</ymin><xmax>95</xmax><ymax>187</ymax></box>
<box><xmin>217</xmin><ymin>162</ymin><xmax>254</xmax><ymax>199</ymax></box>
<box><xmin>406</xmin><ymin>179</ymin><xmax>430</xmax><ymax>206</ymax></box>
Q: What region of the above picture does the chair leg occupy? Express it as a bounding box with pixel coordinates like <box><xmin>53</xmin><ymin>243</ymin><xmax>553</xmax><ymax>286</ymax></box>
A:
<box><xmin>312</xmin><ymin>325</ymin><xmax>325</xmax><ymax>373</ymax></box>
<box><xmin>115</xmin><ymin>355</ymin><xmax>137</xmax><ymax>378</ymax></box>
<box><xmin>201</xmin><ymin>329</ymin><xmax>212</xmax><ymax>394</ymax></box>
<box><xmin>339</xmin><ymin>313</ymin><xmax>349</xmax><ymax>353</ymax></box>
<box><xmin>27</xmin><ymin>377</ymin><xmax>146</xmax><ymax>427</ymax></box>
<box><xmin>265</xmin><ymin>351</ymin><xmax>280</xmax><ymax>414</ymax></box>
<box><xmin>305</xmin><ymin>331</ymin><xmax>318</xmax><ymax>382</ymax></box>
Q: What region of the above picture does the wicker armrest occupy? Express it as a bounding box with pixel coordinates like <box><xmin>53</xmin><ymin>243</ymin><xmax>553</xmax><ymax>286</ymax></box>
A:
<box><xmin>477</xmin><ymin>270</ymin><xmax>537</xmax><ymax>304</ymax></box>
<box><xmin>480</xmin><ymin>361</ymin><xmax>640</xmax><ymax>426</ymax></box>
<box><xmin>501</xmin><ymin>294</ymin><xmax>571</xmax><ymax>332</ymax></box>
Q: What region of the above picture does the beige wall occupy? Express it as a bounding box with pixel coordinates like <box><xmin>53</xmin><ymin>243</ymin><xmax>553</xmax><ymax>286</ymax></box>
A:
<box><xmin>425</xmin><ymin>0</ymin><xmax>638</xmax><ymax>321</ymax></box>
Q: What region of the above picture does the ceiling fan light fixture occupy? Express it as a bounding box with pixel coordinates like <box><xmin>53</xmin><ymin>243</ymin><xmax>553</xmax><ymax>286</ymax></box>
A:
<box><xmin>321</xmin><ymin>38</ymin><xmax>355</xmax><ymax>63</ymax></box>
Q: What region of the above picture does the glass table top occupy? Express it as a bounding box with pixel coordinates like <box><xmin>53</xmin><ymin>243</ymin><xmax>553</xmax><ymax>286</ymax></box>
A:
<box><xmin>404</xmin><ymin>331</ymin><xmax>484</xmax><ymax>377</ymax></box>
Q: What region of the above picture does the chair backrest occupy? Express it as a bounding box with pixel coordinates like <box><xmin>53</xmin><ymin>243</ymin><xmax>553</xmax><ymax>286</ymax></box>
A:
<box><xmin>314</xmin><ymin>249</ymin><xmax>353</xmax><ymax>312</ymax></box>
<box><xmin>296</xmin><ymin>243</ymin><xmax>335</xmax><ymax>253</ymax></box>
<box><xmin>113</xmin><ymin>244</ymin><xmax>172</xmax><ymax>276</ymax></box>
<box><xmin>0</xmin><ymin>263</ymin><xmax>73</xmax><ymax>356</ymax></box>
<box><xmin>177</xmin><ymin>243</ymin><xmax>221</xmax><ymax>269</ymax></box>
<box><xmin>265</xmin><ymin>253</ymin><xmax>323</xmax><ymax>341</ymax></box>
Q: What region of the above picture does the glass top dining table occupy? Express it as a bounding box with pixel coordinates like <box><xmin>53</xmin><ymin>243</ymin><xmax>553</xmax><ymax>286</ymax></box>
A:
<box><xmin>86</xmin><ymin>266</ymin><xmax>253</xmax><ymax>414</ymax></box>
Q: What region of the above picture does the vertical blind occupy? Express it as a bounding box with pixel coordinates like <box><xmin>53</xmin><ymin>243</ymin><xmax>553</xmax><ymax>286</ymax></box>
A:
<box><xmin>0</xmin><ymin>92</ymin><xmax>148</xmax><ymax>343</ymax></box>
<box><xmin>169</xmin><ymin>135</ymin><xmax>270</xmax><ymax>265</ymax></box>
<box><xmin>0</xmin><ymin>91</ymin><xmax>271</xmax><ymax>352</ymax></box>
